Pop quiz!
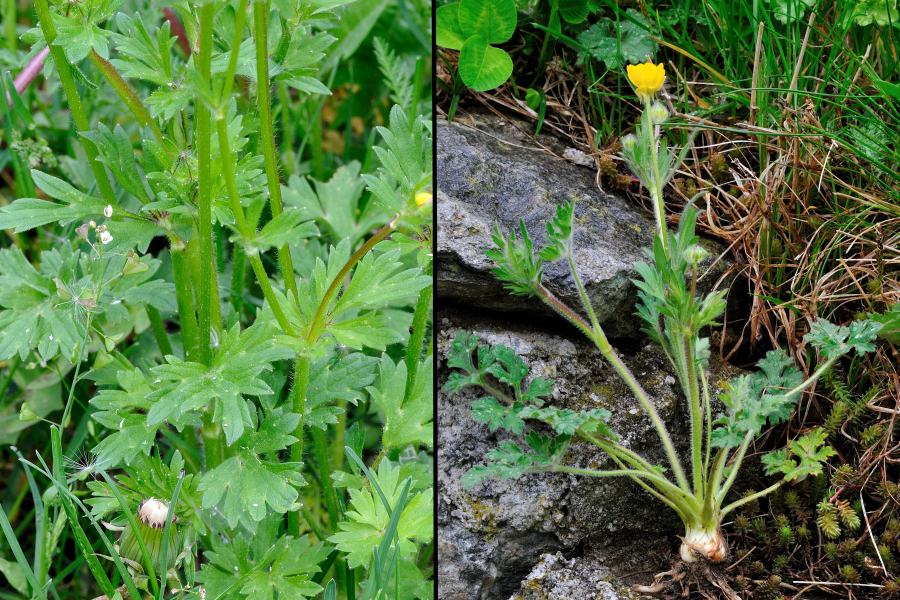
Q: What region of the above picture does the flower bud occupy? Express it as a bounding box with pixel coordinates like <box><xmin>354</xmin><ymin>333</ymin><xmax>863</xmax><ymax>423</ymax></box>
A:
<box><xmin>683</xmin><ymin>244</ymin><xmax>708</xmax><ymax>265</ymax></box>
<box><xmin>620</xmin><ymin>134</ymin><xmax>637</xmax><ymax>154</ymax></box>
<box><xmin>415</xmin><ymin>191</ymin><xmax>432</xmax><ymax>207</ymax></box>
<box><xmin>118</xmin><ymin>498</ymin><xmax>178</xmax><ymax>573</ymax></box>
<box><xmin>649</xmin><ymin>101</ymin><xmax>669</xmax><ymax>124</ymax></box>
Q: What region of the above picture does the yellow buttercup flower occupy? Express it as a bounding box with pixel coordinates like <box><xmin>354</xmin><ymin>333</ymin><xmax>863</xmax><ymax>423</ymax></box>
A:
<box><xmin>626</xmin><ymin>61</ymin><xmax>665</xmax><ymax>103</ymax></box>
<box><xmin>415</xmin><ymin>191</ymin><xmax>433</xmax><ymax>207</ymax></box>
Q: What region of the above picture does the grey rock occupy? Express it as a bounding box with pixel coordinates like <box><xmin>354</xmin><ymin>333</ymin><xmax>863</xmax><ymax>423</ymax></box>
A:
<box><xmin>436</xmin><ymin>114</ymin><xmax>727</xmax><ymax>338</ymax></box>
<box><xmin>510</xmin><ymin>553</ymin><xmax>619</xmax><ymax>600</ymax></box>
<box><xmin>509</xmin><ymin>552</ymin><xmax>633</xmax><ymax>600</ymax></box>
<box><xmin>437</xmin><ymin>313</ymin><xmax>743</xmax><ymax>599</ymax></box>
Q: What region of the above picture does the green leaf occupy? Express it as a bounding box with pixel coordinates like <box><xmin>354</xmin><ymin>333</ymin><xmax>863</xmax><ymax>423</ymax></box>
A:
<box><xmin>486</xmin><ymin>221</ymin><xmax>544</xmax><ymax>296</ymax></box>
<box><xmin>362</xmin><ymin>105</ymin><xmax>432</xmax><ymax>216</ymax></box>
<box><xmin>761</xmin><ymin>428</ymin><xmax>836</xmax><ymax>482</ymax></box>
<box><xmin>436</xmin><ymin>3</ymin><xmax>466</xmax><ymax>50</ymax></box>
<box><xmin>306</xmin><ymin>351</ymin><xmax>378</xmax><ymax>430</ymax></box>
<box><xmin>368</xmin><ymin>356</ymin><xmax>433</xmax><ymax>450</ymax></box>
<box><xmin>458</xmin><ymin>0</ymin><xmax>517</xmax><ymax>44</ymax></box>
<box><xmin>198</xmin><ymin>411</ymin><xmax>305</xmax><ymax>530</ymax></box>
<box><xmin>0</xmin><ymin>556</ymin><xmax>28</xmax><ymax>596</ymax></box>
<box><xmin>538</xmin><ymin>201</ymin><xmax>575</xmax><ymax>262</ymax></box>
<box><xmin>869</xmin><ymin>303</ymin><xmax>900</xmax><ymax>344</ymax></box>
<box><xmin>110</xmin><ymin>13</ymin><xmax>174</xmax><ymax>86</ymax></box>
<box><xmin>255</xmin><ymin>209</ymin><xmax>319</xmax><ymax>251</ymax></box>
<box><xmin>559</xmin><ymin>0</ymin><xmax>591</xmax><ymax>23</ymax></box>
<box><xmin>471</xmin><ymin>397</ymin><xmax>526</xmax><ymax>434</ymax></box>
<box><xmin>458</xmin><ymin>35</ymin><xmax>513</xmax><ymax>92</ymax></box>
<box><xmin>577</xmin><ymin>9</ymin><xmax>657</xmax><ymax>69</ymax></box>
<box><xmin>711</xmin><ymin>349</ymin><xmax>804</xmax><ymax>448</ymax></box>
<box><xmin>373</xmin><ymin>37</ymin><xmax>415</xmax><ymax>110</ymax></box>
<box><xmin>283</xmin><ymin>163</ymin><xmax>384</xmax><ymax>245</ymax></box>
<box><xmin>805</xmin><ymin>318</ymin><xmax>883</xmax><ymax>359</ymax></box>
<box><xmin>334</xmin><ymin>247</ymin><xmax>430</xmax><ymax>315</ymax></box>
<box><xmin>81</xmin><ymin>124</ymin><xmax>149</xmax><ymax>202</ymax></box>
<box><xmin>328</xmin><ymin>460</ymin><xmax>433</xmax><ymax>569</ymax></box>
<box><xmin>90</xmin><ymin>368</ymin><xmax>158</xmax><ymax>466</ymax></box>
<box><xmin>0</xmin><ymin>170</ymin><xmax>107</xmax><ymax>232</ymax></box>
<box><xmin>201</xmin><ymin>532</ymin><xmax>328</xmax><ymax>600</ymax></box>
<box><xmin>53</xmin><ymin>13</ymin><xmax>112</xmax><ymax>62</ymax></box>
<box><xmin>146</xmin><ymin>323</ymin><xmax>293</xmax><ymax>445</ymax></box>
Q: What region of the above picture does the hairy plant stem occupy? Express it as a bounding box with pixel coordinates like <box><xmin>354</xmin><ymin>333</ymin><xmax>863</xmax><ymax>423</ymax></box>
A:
<box><xmin>683</xmin><ymin>335</ymin><xmax>704</xmax><ymax>496</ymax></box>
<box><xmin>287</xmin><ymin>357</ymin><xmax>310</xmax><ymax>536</ymax></box>
<box><xmin>89</xmin><ymin>50</ymin><xmax>165</xmax><ymax>146</ymax></box>
<box><xmin>215</xmin><ymin>115</ymin><xmax>292</xmax><ymax>333</ymax></box>
<box><xmin>195</xmin><ymin>3</ymin><xmax>221</xmax><ymax>362</ymax></box>
<box><xmin>253</xmin><ymin>0</ymin><xmax>299</xmax><ymax>303</ymax></box>
<box><xmin>580</xmin><ymin>434</ymin><xmax>698</xmax><ymax>517</ymax></box>
<box><xmin>32</xmin><ymin>0</ymin><xmax>116</xmax><ymax>204</ymax></box>
<box><xmin>170</xmin><ymin>242</ymin><xmax>201</xmax><ymax>362</ymax></box>
<box><xmin>535</xmin><ymin>283</ymin><xmax>690</xmax><ymax>492</ymax></box>
<box><xmin>645</xmin><ymin>99</ymin><xmax>669</xmax><ymax>257</ymax></box>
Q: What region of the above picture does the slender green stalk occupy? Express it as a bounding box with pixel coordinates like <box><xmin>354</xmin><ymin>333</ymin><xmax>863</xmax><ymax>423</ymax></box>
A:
<box><xmin>403</xmin><ymin>284</ymin><xmax>432</xmax><ymax>402</ymax></box>
<box><xmin>216</xmin><ymin>115</ymin><xmax>293</xmax><ymax>332</ymax></box>
<box><xmin>645</xmin><ymin>101</ymin><xmax>670</xmax><ymax>257</ymax></box>
<box><xmin>312</xmin><ymin>429</ymin><xmax>340</xmax><ymax>529</ymax></box>
<box><xmin>4</xmin><ymin>0</ymin><xmax>15</xmax><ymax>53</ymax></box>
<box><xmin>230</xmin><ymin>243</ymin><xmax>247</xmax><ymax>315</ymax></box>
<box><xmin>195</xmin><ymin>2</ymin><xmax>219</xmax><ymax>367</ymax></box>
<box><xmin>684</xmin><ymin>335</ymin><xmax>704</xmax><ymax>495</ymax></box>
<box><xmin>220</xmin><ymin>0</ymin><xmax>248</xmax><ymax>102</ymax></box>
<box><xmin>89</xmin><ymin>51</ymin><xmax>165</xmax><ymax>146</ymax></box>
<box><xmin>722</xmin><ymin>481</ymin><xmax>782</xmax><ymax>516</ymax></box>
<box><xmin>146</xmin><ymin>306</ymin><xmax>173</xmax><ymax>356</ymax></box>
<box><xmin>253</xmin><ymin>0</ymin><xmax>299</xmax><ymax>302</ymax></box>
<box><xmin>307</xmin><ymin>221</ymin><xmax>396</xmax><ymax>342</ymax></box>
<box><xmin>565</xmin><ymin>253</ymin><xmax>601</xmax><ymax>335</ymax></box>
<box><xmin>32</xmin><ymin>0</ymin><xmax>116</xmax><ymax>204</ymax></box>
<box><xmin>288</xmin><ymin>220</ymin><xmax>397</xmax><ymax>535</ymax></box>
<box><xmin>535</xmin><ymin>284</ymin><xmax>690</xmax><ymax>492</ymax></box>
<box><xmin>715</xmin><ymin>432</ymin><xmax>752</xmax><ymax>504</ymax></box>
<box><xmin>170</xmin><ymin>243</ymin><xmax>201</xmax><ymax>361</ymax></box>
<box><xmin>287</xmin><ymin>357</ymin><xmax>310</xmax><ymax>536</ymax></box>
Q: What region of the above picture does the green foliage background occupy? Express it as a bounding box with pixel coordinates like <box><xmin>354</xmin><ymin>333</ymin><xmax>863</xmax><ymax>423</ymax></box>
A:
<box><xmin>0</xmin><ymin>0</ymin><xmax>433</xmax><ymax>598</ymax></box>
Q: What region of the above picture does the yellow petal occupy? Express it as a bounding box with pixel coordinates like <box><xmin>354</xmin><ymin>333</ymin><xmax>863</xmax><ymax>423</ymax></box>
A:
<box><xmin>626</xmin><ymin>61</ymin><xmax>665</xmax><ymax>102</ymax></box>
<box><xmin>415</xmin><ymin>191</ymin><xmax>433</xmax><ymax>207</ymax></box>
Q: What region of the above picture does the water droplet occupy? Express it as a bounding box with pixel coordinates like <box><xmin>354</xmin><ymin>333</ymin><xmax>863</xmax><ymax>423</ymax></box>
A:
<box><xmin>252</xmin><ymin>503</ymin><xmax>259</xmax><ymax>507</ymax></box>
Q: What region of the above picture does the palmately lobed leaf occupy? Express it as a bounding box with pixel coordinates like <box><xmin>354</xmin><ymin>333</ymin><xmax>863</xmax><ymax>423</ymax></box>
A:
<box><xmin>328</xmin><ymin>459</ymin><xmax>433</xmax><ymax>569</ymax></box>
<box><xmin>198</xmin><ymin>411</ymin><xmax>306</xmax><ymax>531</ymax></box>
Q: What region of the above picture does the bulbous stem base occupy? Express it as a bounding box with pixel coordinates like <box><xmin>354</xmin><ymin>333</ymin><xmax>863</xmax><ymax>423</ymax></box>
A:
<box><xmin>679</xmin><ymin>526</ymin><xmax>728</xmax><ymax>563</ymax></box>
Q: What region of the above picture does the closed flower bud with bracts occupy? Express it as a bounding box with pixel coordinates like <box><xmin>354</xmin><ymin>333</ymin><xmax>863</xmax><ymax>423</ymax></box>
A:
<box><xmin>117</xmin><ymin>498</ymin><xmax>178</xmax><ymax>574</ymax></box>
<box><xmin>414</xmin><ymin>191</ymin><xmax>432</xmax><ymax>207</ymax></box>
<box><xmin>620</xmin><ymin>133</ymin><xmax>638</xmax><ymax>155</ymax></box>
<box><xmin>683</xmin><ymin>244</ymin><xmax>708</xmax><ymax>266</ymax></box>
<box><xmin>649</xmin><ymin>101</ymin><xmax>669</xmax><ymax>124</ymax></box>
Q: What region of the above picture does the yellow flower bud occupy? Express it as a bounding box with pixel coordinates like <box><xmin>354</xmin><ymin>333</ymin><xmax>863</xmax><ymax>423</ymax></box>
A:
<box><xmin>626</xmin><ymin>61</ymin><xmax>665</xmax><ymax>103</ymax></box>
<box><xmin>415</xmin><ymin>192</ymin><xmax>432</xmax><ymax>207</ymax></box>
